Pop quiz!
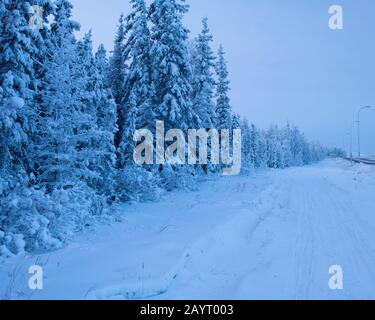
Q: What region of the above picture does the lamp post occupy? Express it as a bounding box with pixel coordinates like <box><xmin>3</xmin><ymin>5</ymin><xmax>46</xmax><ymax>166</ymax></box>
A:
<box><xmin>357</xmin><ymin>106</ymin><xmax>372</xmax><ymax>158</ymax></box>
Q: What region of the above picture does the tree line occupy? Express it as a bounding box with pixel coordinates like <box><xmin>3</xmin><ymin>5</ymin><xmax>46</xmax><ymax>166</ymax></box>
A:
<box><xmin>0</xmin><ymin>0</ymin><xmax>342</xmax><ymax>256</ymax></box>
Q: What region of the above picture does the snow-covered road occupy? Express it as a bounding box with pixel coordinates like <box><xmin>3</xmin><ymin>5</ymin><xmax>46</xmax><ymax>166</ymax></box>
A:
<box><xmin>1</xmin><ymin>159</ymin><xmax>375</xmax><ymax>300</ymax></box>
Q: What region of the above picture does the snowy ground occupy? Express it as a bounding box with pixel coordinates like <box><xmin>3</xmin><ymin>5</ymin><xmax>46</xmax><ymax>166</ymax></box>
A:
<box><xmin>1</xmin><ymin>158</ymin><xmax>375</xmax><ymax>300</ymax></box>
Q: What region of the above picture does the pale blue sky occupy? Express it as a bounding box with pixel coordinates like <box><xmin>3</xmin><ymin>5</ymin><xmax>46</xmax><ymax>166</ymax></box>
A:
<box><xmin>71</xmin><ymin>0</ymin><xmax>375</xmax><ymax>155</ymax></box>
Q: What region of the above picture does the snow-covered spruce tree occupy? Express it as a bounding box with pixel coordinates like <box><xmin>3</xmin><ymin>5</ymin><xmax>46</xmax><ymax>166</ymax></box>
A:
<box><xmin>257</xmin><ymin>128</ymin><xmax>268</xmax><ymax>168</ymax></box>
<box><xmin>117</xmin><ymin>91</ymin><xmax>137</xmax><ymax>169</ymax></box>
<box><xmin>309</xmin><ymin>142</ymin><xmax>324</xmax><ymax>163</ymax></box>
<box><xmin>191</xmin><ymin>18</ymin><xmax>216</xmax><ymax>129</ymax></box>
<box><xmin>148</xmin><ymin>0</ymin><xmax>199</xmax><ymax>189</ymax></box>
<box><xmin>35</xmin><ymin>0</ymin><xmax>82</xmax><ymax>191</ymax></box>
<box><xmin>30</xmin><ymin>0</ymin><xmax>105</xmax><ymax>248</ymax></box>
<box><xmin>95</xmin><ymin>44</ymin><xmax>110</xmax><ymax>87</ymax></box>
<box><xmin>149</xmin><ymin>0</ymin><xmax>199</xmax><ymax>131</ymax></box>
<box><xmin>95</xmin><ymin>43</ymin><xmax>119</xmax><ymax>186</ymax></box>
<box><xmin>215</xmin><ymin>45</ymin><xmax>232</xmax><ymax>130</ymax></box>
<box><xmin>95</xmin><ymin>43</ymin><xmax>118</xmax><ymax>144</ymax></box>
<box><xmin>95</xmin><ymin>43</ymin><xmax>119</xmax><ymax>170</ymax></box>
<box><xmin>117</xmin><ymin>0</ymin><xmax>154</xmax><ymax>167</ymax></box>
<box><xmin>31</xmin><ymin>0</ymin><xmax>55</xmax><ymax>125</ymax></box>
<box><xmin>0</xmin><ymin>0</ymin><xmax>44</xmax><ymax>180</ymax></box>
<box><xmin>280</xmin><ymin>124</ymin><xmax>293</xmax><ymax>168</ymax></box>
<box><xmin>301</xmin><ymin>137</ymin><xmax>312</xmax><ymax>165</ymax></box>
<box><xmin>265</xmin><ymin>125</ymin><xmax>281</xmax><ymax>169</ymax></box>
<box><xmin>232</xmin><ymin>113</ymin><xmax>240</xmax><ymax>130</ymax></box>
<box><xmin>240</xmin><ymin>118</ymin><xmax>252</xmax><ymax>171</ymax></box>
<box><xmin>76</xmin><ymin>33</ymin><xmax>118</xmax><ymax>198</ymax></box>
<box><xmin>188</xmin><ymin>18</ymin><xmax>219</xmax><ymax>174</ymax></box>
<box><xmin>115</xmin><ymin>90</ymin><xmax>162</xmax><ymax>203</ymax></box>
<box><xmin>113</xmin><ymin>0</ymin><xmax>162</xmax><ymax>202</ymax></box>
<box><xmin>108</xmin><ymin>13</ymin><xmax>127</xmax><ymax>105</ymax></box>
<box><xmin>230</xmin><ymin>112</ymin><xmax>241</xmax><ymax>163</ymax></box>
<box><xmin>0</xmin><ymin>0</ymin><xmax>38</xmax><ymax>255</ymax></box>
<box><xmin>0</xmin><ymin>0</ymin><xmax>71</xmax><ymax>256</ymax></box>
<box><xmin>108</xmin><ymin>14</ymin><xmax>128</xmax><ymax>148</ymax></box>
<box><xmin>250</xmin><ymin>124</ymin><xmax>263</xmax><ymax>168</ymax></box>
<box><xmin>241</xmin><ymin>120</ymin><xmax>264</xmax><ymax>171</ymax></box>
<box><xmin>290</xmin><ymin>126</ymin><xmax>305</xmax><ymax>166</ymax></box>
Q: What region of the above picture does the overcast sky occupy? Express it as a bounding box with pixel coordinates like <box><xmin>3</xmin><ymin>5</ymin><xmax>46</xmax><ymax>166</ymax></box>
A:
<box><xmin>71</xmin><ymin>0</ymin><xmax>375</xmax><ymax>155</ymax></box>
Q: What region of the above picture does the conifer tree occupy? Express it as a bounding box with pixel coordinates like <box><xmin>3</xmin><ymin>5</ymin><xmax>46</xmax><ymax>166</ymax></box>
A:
<box><xmin>76</xmin><ymin>33</ymin><xmax>118</xmax><ymax>195</ymax></box>
<box><xmin>95</xmin><ymin>44</ymin><xmax>110</xmax><ymax>86</ymax></box>
<box><xmin>149</xmin><ymin>0</ymin><xmax>199</xmax><ymax>131</ymax></box>
<box><xmin>118</xmin><ymin>0</ymin><xmax>154</xmax><ymax>166</ymax></box>
<box><xmin>232</xmin><ymin>113</ymin><xmax>241</xmax><ymax>130</ymax></box>
<box><xmin>215</xmin><ymin>45</ymin><xmax>232</xmax><ymax>130</ymax></box>
<box><xmin>108</xmin><ymin>14</ymin><xmax>128</xmax><ymax>148</ymax></box>
<box><xmin>34</xmin><ymin>0</ymin><xmax>86</xmax><ymax>190</ymax></box>
<box><xmin>0</xmin><ymin>0</ymin><xmax>44</xmax><ymax>177</ymax></box>
<box><xmin>192</xmin><ymin>18</ymin><xmax>216</xmax><ymax>128</ymax></box>
<box><xmin>108</xmin><ymin>14</ymin><xmax>127</xmax><ymax>107</ymax></box>
<box><xmin>240</xmin><ymin>118</ymin><xmax>252</xmax><ymax>170</ymax></box>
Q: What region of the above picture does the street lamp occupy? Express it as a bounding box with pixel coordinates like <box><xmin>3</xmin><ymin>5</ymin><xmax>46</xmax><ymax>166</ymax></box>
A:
<box><xmin>357</xmin><ymin>106</ymin><xmax>372</xmax><ymax>158</ymax></box>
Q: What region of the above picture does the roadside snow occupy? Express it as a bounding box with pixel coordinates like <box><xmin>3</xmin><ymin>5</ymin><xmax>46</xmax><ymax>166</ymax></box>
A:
<box><xmin>1</xmin><ymin>159</ymin><xmax>375</xmax><ymax>300</ymax></box>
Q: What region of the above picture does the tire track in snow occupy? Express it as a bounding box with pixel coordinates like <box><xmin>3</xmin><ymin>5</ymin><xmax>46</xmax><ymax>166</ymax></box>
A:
<box><xmin>284</xmin><ymin>169</ymin><xmax>375</xmax><ymax>299</ymax></box>
<box><xmin>86</xmin><ymin>180</ymin><xmax>282</xmax><ymax>300</ymax></box>
<box><xmin>324</xmin><ymin>182</ymin><xmax>375</xmax><ymax>298</ymax></box>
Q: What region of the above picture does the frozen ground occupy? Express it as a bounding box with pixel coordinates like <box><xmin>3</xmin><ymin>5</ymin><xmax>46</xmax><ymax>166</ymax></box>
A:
<box><xmin>1</xmin><ymin>159</ymin><xmax>375</xmax><ymax>300</ymax></box>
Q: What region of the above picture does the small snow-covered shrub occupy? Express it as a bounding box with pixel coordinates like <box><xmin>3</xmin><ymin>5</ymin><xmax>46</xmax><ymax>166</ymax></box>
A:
<box><xmin>0</xmin><ymin>185</ymin><xmax>61</xmax><ymax>255</ymax></box>
<box><xmin>0</xmin><ymin>182</ymin><xmax>105</xmax><ymax>256</ymax></box>
<box><xmin>159</xmin><ymin>165</ymin><xmax>198</xmax><ymax>192</ymax></box>
<box><xmin>49</xmin><ymin>184</ymin><xmax>105</xmax><ymax>243</ymax></box>
<box><xmin>115</xmin><ymin>166</ymin><xmax>162</xmax><ymax>203</ymax></box>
